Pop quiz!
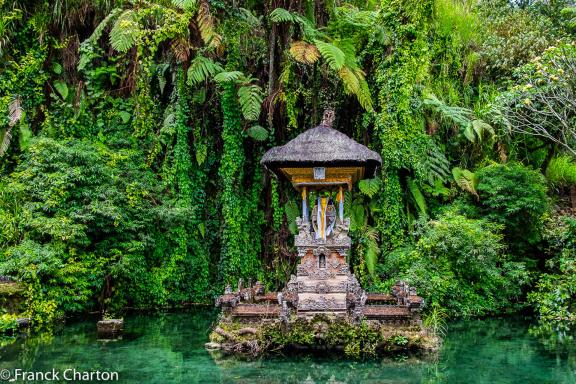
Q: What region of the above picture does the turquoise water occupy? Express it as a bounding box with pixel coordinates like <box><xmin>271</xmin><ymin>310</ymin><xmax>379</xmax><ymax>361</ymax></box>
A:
<box><xmin>1</xmin><ymin>310</ymin><xmax>574</xmax><ymax>383</ymax></box>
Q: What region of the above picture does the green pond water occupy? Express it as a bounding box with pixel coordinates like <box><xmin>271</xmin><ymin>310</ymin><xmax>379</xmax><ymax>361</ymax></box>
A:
<box><xmin>1</xmin><ymin>309</ymin><xmax>574</xmax><ymax>383</ymax></box>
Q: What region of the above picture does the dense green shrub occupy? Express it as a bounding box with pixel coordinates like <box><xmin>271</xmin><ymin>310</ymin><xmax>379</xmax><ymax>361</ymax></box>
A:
<box><xmin>379</xmin><ymin>209</ymin><xmax>529</xmax><ymax>317</ymax></box>
<box><xmin>475</xmin><ymin>163</ymin><xmax>548</xmax><ymax>258</ymax></box>
<box><xmin>528</xmin><ymin>215</ymin><xmax>576</xmax><ymax>339</ymax></box>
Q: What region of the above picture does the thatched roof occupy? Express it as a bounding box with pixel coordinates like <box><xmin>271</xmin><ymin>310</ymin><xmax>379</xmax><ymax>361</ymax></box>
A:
<box><xmin>261</xmin><ymin>120</ymin><xmax>382</xmax><ymax>178</ymax></box>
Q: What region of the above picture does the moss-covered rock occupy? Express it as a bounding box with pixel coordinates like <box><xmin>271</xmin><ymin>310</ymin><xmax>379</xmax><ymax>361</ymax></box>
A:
<box><xmin>207</xmin><ymin>314</ymin><xmax>441</xmax><ymax>358</ymax></box>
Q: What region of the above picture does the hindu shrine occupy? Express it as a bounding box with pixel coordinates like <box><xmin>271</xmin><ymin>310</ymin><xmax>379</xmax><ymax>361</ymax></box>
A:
<box><xmin>208</xmin><ymin>110</ymin><xmax>436</xmax><ymax>356</ymax></box>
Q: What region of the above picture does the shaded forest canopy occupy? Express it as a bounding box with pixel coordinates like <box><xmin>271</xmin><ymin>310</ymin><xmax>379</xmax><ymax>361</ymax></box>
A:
<box><xmin>0</xmin><ymin>0</ymin><xmax>575</xmax><ymax>341</ymax></box>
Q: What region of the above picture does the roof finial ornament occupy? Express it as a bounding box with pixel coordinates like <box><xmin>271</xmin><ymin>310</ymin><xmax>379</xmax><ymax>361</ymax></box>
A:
<box><xmin>320</xmin><ymin>108</ymin><xmax>335</xmax><ymax>128</ymax></box>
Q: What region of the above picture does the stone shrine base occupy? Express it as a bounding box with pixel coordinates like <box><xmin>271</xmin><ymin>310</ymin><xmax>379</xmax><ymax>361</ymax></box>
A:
<box><xmin>206</xmin><ymin>314</ymin><xmax>441</xmax><ymax>358</ymax></box>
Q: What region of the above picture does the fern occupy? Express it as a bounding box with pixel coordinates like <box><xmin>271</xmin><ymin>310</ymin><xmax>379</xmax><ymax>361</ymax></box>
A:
<box><xmin>269</xmin><ymin>8</ymin><xmax>299</xmax><ymax>23</ymax></box>
<box><xmin>246</xmin><ymin>125</ymin><xmax>269</xmax><ymax>141</ymax></box>
<box><xmin>187</xmin><ymin>55</ymin><xmax>223</xmax><ymax>85</ymax></box>
<box><xmin>213</xmin><ymin>71</ymin><xmax>244</xmax><ymax>84</ymax></box>
<box><xmin>426</xmin><ymin>144</ymin><xmax>451</xmax><ymax>184</ymax></box>
<box><xmin>452</xmin><ymin>167</ymin><xmax>479</xmax><ymax>197</ymax></box>
<box><xmin>270</xmin><ymin>8</ymin><xmax>317</xmax><ymax>38</ymax></box>
<box><xmin>84</xmin><ymin>8</ymin><xmax>122</xmax><ymax>46</ymax></box>
<box><xmin>197</xmin><ymin>0</ymin><xmax>221</xmax><ymax>48</ymax></box>
<box><xmin>314</xmin><ymin>40</ymin><xmax>345</xmax><ymax>70</ymax></box>
<box><xmin>171</xmin><ymin>0</ymin><xmax>197</xmax><ymax>10</ymax></box>
<box><xmin>238</xmin><ymin>84</ymin><xmax>263</xmax><ymax>121</ymax></box>
<box><xmin>424</xmin><ymin>93</ymin><xmax>494</xmax><ymax>143</ymax></box>
<box><xmin>338</xmin><ymin>66</ymin><xmax>373</xmax><ymax>111</ymax></box>
<box><xmin>358</xmin><ymin>178</ymin><xmax>381</xmax><ymax>198</ymax></box>
<box><xmin>289</xmin><ymin>41</ymin><xmax>320</xmax><ymax>64</ymax></box>
<box><xmin>109</xmin><ymin>10</ymin><xmax>140</xmax><ymax>52</ymax></box>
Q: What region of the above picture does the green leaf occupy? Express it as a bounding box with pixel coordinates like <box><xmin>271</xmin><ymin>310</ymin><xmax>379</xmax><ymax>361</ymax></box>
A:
<box><xmin>171</xmin><ymin>0</ymin><xmax>197</xmax><ymax>10</ymax></box>
<box><xmin>358</xmin><ymin>178</ymin><xmax>381</xmax><ymax>198</ymax></box>
<box><xmin>314</xmin><ymin>40</ymin><xmax>345</xmax><ymax>71</ymax></box>
<box><xmin>238</xmin><ymin>84</ymin><xmax>263</xmax><ymax>120</ymax></box>
<box><xmin>52</xmin><ymin>62</ymin><xmax>63</xmax><ymax>74</ymax></box>
<box><xmin>269</xmin><ymin>8</ymin><xmax>299</xmax><ymax>23</ymax></box>
<box><xmin>109</xmin><ymin>10</ymin><xmax>140</xmax><ymax>53</ymax></box>
<box><xmin>452</xmin><ymin>167</ymin><xmax>479</xmax><ymax>197</ymax></box>
<box><xmin>285</xmin><ymin>200</ymin><xmax>300</xmax><ymax>235</ymax></box>
<box><xmin>407</xmin><ymin>178</ymin><xmax>427</xmax><ymax>215</ymax></box>
<box><xmin>246</xmin><ymin>125</ymin><xmax>268</xmax><ymax>141</ymax></box>
<box><xmin>53</xmin><ymin>81</ymin><xmax>68</xmax><ymax>100</ymax></box>
<box><xmin>198</xmin><ymin>222</ymin><xmax>205</xmax><ymax>238</ymax></box>
<box><xmin>187</xmin><ymin>56</ymin><xmax>223</xmax><ymax>86</ymax></box>
<box><xmin>119</xmin><ymin>111</ymin><xmax>131</xmax><ymax>124</ymax></box>
<box><xmin>350</xmin><ymin>202</ymin><xmax>365</xmax><ymax>232</ymax></box>
<box><xmin>213</xmin><ymin>70</ymin><xmax>244</xmax><ymax>84</ymax></box>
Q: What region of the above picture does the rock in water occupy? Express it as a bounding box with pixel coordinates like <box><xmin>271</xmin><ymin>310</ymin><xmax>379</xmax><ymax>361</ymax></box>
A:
<box><xmin>97</xmin><ymin>319</ymin><xmax>123</xmax><ymax>338</ymax></box>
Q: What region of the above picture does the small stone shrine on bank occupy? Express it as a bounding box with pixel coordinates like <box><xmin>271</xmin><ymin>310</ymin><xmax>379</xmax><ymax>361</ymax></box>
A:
<box><xmin>208</xmin><ymin>110</ymin><xmax>435</xmax><ymax>356</ymax></box>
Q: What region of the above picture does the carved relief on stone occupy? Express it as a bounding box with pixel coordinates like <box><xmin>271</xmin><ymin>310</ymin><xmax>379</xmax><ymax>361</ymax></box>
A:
<box><xmin>297</xmin><ymin>281</ymin><xmax>349</xmax><ymax>293</ymax></box>
<box><xmin>298</xmin><ymin>297</ymin><xmax>344</xmax><ymax>311</ymax></box>
<box><xmin>308</xmin><ymin>269</ymin><xmax>335</xmax><ymax>280</ymax></box>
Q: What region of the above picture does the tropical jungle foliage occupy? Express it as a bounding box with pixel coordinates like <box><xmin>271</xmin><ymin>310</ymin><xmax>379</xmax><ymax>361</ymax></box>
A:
<box><xmin>1</xmin><ymin>0</ymin><xmax>575</xmax><ymax>343</ymax></box>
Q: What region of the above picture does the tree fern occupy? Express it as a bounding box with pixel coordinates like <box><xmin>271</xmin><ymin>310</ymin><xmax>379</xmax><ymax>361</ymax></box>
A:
<box><xmin>314</xmin><ymin>40</ymin><xmax>345</xmax><ymax>70</ymax></box>
<box><xmin>426</xmin><ymin>144</ymin><xmax>451</xmax><ymax>184</ymax></box>
<box><xmin>424</xmin><ymin>93</ymin><xmax>494</xmax><ymax>143</ymax></box>
<box><xmin>171</xmin><ymin>0</ymin><xmax>197</xmax><ymax>10</ymax></box>
<box><xmin>358</xmin><ymin>178</ymin><xmax>381</xmax><ymax>198</ymax></box>
<box><xmin>187</xmin><ymin>55</ymin><xmax>223</xmax><ymax>85</ymax></box>
<box><xmin>213</xmin><ymin>71</ymin><xmax>244</xmax><ymax>84</ymax></box>
<box><xmin>197</xmin><ymin>0</ymin><xmax>221</xmax><ymax>48</ymax></box>
<box><xmin>246</xmin><ymin>125</ymin><xmax>269</xmax><ymax>141</ymax></box>
<box><xmin>338</xmin><ymin>66</ymin><xmax>373</xmax><ymax>111</ymax></box>
<box><xmin>84</xmin><ymin>8</ymin><xmax>122</xmax><ymax>46</ymax></box>
<box><xmin>238</xmin><ymin>84</ymin><xmax>263</xmax><ymax>121</ymax></box>
<box><xmin>269</xmin><ymin>8</ymin><xmax>300</xmax><ymax>23</ymax></box>
<box><xmin>289</xmin><ymin>41</ymin><xmax>320</xmax><ymax>64</ymax></box>
<box><xmin>109</xmin><ymin>10</ymin><xmax>140</xmax><ymax>52</ymax></box>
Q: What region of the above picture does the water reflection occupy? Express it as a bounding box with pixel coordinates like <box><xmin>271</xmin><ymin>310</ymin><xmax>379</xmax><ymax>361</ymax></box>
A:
<box><xmin>0</xmin><ymin>310</ymin><xmax>574</xmax><ymax>384</ymax></box>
